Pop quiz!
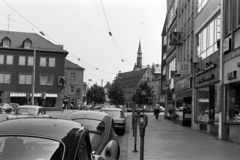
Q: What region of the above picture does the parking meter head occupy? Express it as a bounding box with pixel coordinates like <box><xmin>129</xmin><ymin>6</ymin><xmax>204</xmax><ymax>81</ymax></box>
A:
<box><xmin>137</xmin><ymin>114</ymin><xmax>148</xmax><ymax>129</ymax></box>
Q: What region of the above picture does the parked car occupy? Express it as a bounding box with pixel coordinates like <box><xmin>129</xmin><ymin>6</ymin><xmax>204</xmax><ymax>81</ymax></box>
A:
<box><xmin>6</xmin><ymin>105</ymin><xmax>51</xmax><ymax>120</ymax></box>
<box><xmin>66</xmin><ymin>111</ymin><xmax>120</xmax><ymax>160</ymax></box>
<box><xmin>0</xmin><ymin>118</ymin><xmax>104</xmax><ymax>160</ymax></box>
<box><xmin>125</xmin><ymin>108</ymin><xmax>133</xmax><ymax>112</ymax></box>
<box><xmin>10</xmin><ymin>103</ymin><xmax>20</xmax><ymax>110</ymax></box>
<box><xmin>100</xmin><ymin>108</ymin><xmax>126</xmax><ymax>135</ymax></box>
<box><xmin>0</xmin><ymin>103</ymin><xmax>13</xmax><ymax>113</ymax></box>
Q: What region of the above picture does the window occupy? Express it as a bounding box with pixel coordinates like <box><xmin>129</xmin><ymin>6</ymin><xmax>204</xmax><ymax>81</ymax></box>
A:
<box><xmin>70</xmin><ymin>72</ymin><xmax>76</xmax><ymax>79</ymax></box>
<box><xmin>40</xmin><ymin>75</ymin><xmax>53</xmax><ymax>85</ymax></box>
<box><xmin>71</xmin><ymin>86</ymin><xmax>74</xmax><ymax>93</ymax></box>
<box><xmin>197</xmin><ymin>15</ymin><xmax>220</xmax><ymax>59</ymax></box>
<box><xmin>0</xmin><ymin>55</ymin><xmax>4</xmax><ymax>64</ymax></box>
<box><xmin>6</xmin><ymin>55</ymin><xmax>13</xmax><ymax>65</ymax></box>
<box><xmin>49</xmin><ymin>58</ymin><xmax>55</xmax><ymax>67</ymax></box>
<box><xmin>19</xmin><ymin>74</ymin><xmax>32</xmax><ymax>84</ymax></box>
<box><xmin>2</xmin><ymin>39</ymin><xmax>10</xmax><ymax>47</ymax></box>
<box><xmin>168</xmin><ymin>58</ymin><xmax>176</xmax><ymax>79</ymax></box>
<box><xmin>197</xmin><ymin>0</ymin><xmax>209</xmax><ymax>13</ymax></box>
<box><xmin>0</xmin><ymin>73</ymin><xmax>11</xmax><ymax>84</ymax></box>
<box><xmin>28</xmin><ymin>56</ymin><xmax>33</xmax><ymax>66</ymax></box>
<box><xmin>40</xmin><ymin>57</ymin><xmax>47</xmax><ymax>67</ymax></box>
<box><xmin>19</xmin><ymin>56</ymin><xmax>26</xmax><ymax>65</ymax></box>
<box><xmin>197</xmin><ymin>87</ymin><xmax>209</xmax><ymax>122</ymax></box>
<box><xmin>24</xmin><ymin>41</ymin><xmax>31</xmax><ymax>49</ymax></box>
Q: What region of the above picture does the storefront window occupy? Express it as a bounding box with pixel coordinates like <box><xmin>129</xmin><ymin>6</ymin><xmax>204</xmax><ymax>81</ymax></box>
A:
<box><xmin>197</xmin><ymin>87</ymin><xmax>209</xmax><ymax>122</ymax></box>
<box><xmin>226</xmin><ymin>84</ymin><xmax>240</xmax><ymax>123</ymax></box>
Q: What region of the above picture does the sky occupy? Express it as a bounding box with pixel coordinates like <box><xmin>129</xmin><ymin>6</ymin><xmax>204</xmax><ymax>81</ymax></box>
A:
<box><xmin>0</xmin><ymin>0</ymin><xmax>167</xmax><ymax>86</ymax></box>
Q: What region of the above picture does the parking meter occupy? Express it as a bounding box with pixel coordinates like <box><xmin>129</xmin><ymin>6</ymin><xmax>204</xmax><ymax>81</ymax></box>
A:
<box><xmin>137</xmin><ymin>114</ymin><xmax>148</xmax><ymax>137</ymax></box>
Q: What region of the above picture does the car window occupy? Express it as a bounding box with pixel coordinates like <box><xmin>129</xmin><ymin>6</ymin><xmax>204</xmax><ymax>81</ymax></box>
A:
<box><xmin>39</xmin><ymin>109</ymin><xmax>46</xmax><ymax>115</ymax></box>
<box><xmin>73</xmin><ymin>119</ymin><xmax>105</xmax><ymax>133</ymax></box>
<box><xmin>16</xmin><ymin>108</ymin><xmax>37</xmax><ymax>115</ymax></box>
<box><xmin>0</xmin><ymin>136</ymin><xmax>64</xmax><ymax>160</ymax></box>
<box><xmin>76</xmin><ymin>134</ymin><xmax>91</xmax><ymax>160</ymax></box>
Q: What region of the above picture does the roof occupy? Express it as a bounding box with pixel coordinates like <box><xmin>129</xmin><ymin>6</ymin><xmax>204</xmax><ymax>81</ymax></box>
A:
<box><xmin>65</xmin><ymin>59</ymin><xmax>85</xmax><ymax>70</ymax></box>
<box><xmin>0</xmin><ymin>118</ymin><xmax>85</xmax><ymax>140</ymax></box>
<box><xmin>66</xmin><ymin>111</ymin><xmax>111</xmax><ymax>122</ymax></box>
<box><xmin>101</xmin><ymin>108</ymin><xmax>123</xmax><ymax>111</ymax></box>
<box><xmin>0</xmin><ymin>30</ymin><xmax>68</xmax><ymax>53</ymax></box>
<box><xmin>18</xmin><ymin>105</ymin><xmax>43</xmax><ymax>109</ymax></box>
<box><xmin>117</xmin><ymin>68</ymin><xmax>148</xmax><ymax>88</ymax></box>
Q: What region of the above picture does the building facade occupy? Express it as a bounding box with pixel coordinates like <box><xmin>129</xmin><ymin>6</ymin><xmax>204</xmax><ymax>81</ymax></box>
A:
<box><xmin>0</xmin><ymin>30</ymin><xmax>68</xmax><ymax>110</ymax></box>
<box><xmin>64</xmin><ymin>59</ymin><xmax>85</xmax><ymax>109</ymax></box>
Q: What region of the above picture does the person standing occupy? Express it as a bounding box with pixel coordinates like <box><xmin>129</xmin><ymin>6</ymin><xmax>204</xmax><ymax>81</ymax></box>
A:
<box><xmin>154</xmin><ymin>102</ymin><xmax>160</xmax><ymax>119</ymax></box>
<box><xmin>62</xmin><ymin>103</ymin><xmax>65</xmax><ymax>112</ymax></box>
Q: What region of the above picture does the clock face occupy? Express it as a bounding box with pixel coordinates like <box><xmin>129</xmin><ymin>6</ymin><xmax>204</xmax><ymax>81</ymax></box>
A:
<box><xmin>138</xmin><ymin>54</ymin><xmax>141</xmax><ymax>57</ymax></box>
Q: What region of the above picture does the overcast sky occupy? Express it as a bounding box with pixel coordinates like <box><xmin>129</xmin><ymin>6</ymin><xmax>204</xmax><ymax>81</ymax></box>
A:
<box><xmin>0</xmin><ymin>0</ymin><xmax>167</xmax><ymax>86</ymax></box>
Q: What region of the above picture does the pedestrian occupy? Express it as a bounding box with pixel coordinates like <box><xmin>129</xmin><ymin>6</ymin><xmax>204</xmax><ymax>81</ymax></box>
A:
<box><xmin>62</xmin><ymin>103</ymin><xmax>65</xmax><ymax>112</ymax></box>
<box><xmin>154</xmin><ymin>102</ymin><xmax>160</xmax><ymax>119</ymax></box>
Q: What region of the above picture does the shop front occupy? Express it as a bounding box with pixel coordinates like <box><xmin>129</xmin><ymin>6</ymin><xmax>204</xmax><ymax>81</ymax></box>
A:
<box><xmin>195</xmin><ymin>52</ymin><xmax>220</xmax><ymax>135</ymax></box>
<box><xmin>175</xmin><ymin>76</ymin><xmax>192</xmax><ymax>126</ymax></box>
<box><xmin>164</xmin><ymin>78</ymin><xmax>175</xmax><ymax>120</ymax></box>
<box><xmin>224</xmin><ymin>56</ymin><xmax>240</xmax><ymax>143</ymax></box>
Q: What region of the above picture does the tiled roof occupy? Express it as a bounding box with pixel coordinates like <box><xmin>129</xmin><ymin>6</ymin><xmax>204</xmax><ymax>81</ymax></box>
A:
<box><xmin>65</xmin><ymin>59</ymin><xmax>85</xmax><ymax>70</ymax></box>
<box><xmin>0</xmin><ymin>30</ymin><xmax>68</xmax><ymax>53</ymax></box>
<box><xmin>117</xmin><ymin>68</ymin><xmax>148</xmax><ymax>88</ymax></box>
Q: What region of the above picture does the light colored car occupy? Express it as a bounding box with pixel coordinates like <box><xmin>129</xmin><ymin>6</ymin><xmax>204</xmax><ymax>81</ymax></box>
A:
<box><xmin>100</xmin><ymin>108</ymin><xmax>126</xmax><ymax>135</ymax></box>
<box><xmin>6</xmin><ymin>105</ymin><xmax>51</xmax><ymax>120</ymax></box>
<box><xmin>10</xmin><ymin>103</ymin><xmax>20</xmax><ymax>110</ymax></box>
<box><xmin>0</xmin><ymin>103</ymin><xmax>13</xmax><ymax>113</ymax></box>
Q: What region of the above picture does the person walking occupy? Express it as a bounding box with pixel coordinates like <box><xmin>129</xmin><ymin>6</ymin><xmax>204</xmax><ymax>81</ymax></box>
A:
<box><xmin>62</xmin><ymin>103</ymin><xmax>65</xmax><ymax>113</ymax></box>
<box><xmin>154</xmin><ymin>102</ymin><xmax>160</xmax><ymax>119</ymax></box>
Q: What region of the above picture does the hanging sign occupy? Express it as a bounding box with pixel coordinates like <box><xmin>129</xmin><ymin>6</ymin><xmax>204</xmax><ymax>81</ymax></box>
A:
<box><xmin>177</xmin><ymin>62</ymin><xmax>191</xmax><ymax>75</ymax></box>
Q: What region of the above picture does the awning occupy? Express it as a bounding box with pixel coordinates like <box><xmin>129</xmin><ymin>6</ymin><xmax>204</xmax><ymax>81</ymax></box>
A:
<box><xmin>46</xmin><ymin>93</ymin><xmax>58</xmax><ymax>98</ymax></box>
<box><xmin>10</xmin><ymin>92</ymin><xmax>26</xmax><ymax>97</ymax></box>
<box><xmin>30</xmin><ymin>93</ymin><xmax>41</xmax><ymax>97</ymax></box>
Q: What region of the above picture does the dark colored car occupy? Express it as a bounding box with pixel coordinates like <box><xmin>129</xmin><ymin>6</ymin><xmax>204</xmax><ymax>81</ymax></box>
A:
<box><xmin>0</xmin><ymin>118</ymin><xmax>104</xmax><ymax>160</ymax></box>
<box><xmin>66</xmin><ymin>111</ymin><xmax>120</xmax><ymax>160</ymax></box>
<box><xmin>100</xmin><ymin>108</ymin><xmax>126</xmax><ymax>135</ymax></box>
<box><xmin>6</xmin><ymin>105</ymin><xmax>51</xmax><ymax>120</ymax></box>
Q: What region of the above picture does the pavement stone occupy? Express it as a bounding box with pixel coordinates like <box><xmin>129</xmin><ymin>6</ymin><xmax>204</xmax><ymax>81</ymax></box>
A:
<box><xmin>124</xmin><ymin>114</ymin><xmax>240</xmax><ymax>160</ymax></box>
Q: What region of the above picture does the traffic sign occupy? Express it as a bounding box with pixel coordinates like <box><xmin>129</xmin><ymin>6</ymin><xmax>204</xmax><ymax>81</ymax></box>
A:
<box><xmin>169</xmin><ymin>32</ymin><xmax>182</xmax><ymax>46</ymax></box>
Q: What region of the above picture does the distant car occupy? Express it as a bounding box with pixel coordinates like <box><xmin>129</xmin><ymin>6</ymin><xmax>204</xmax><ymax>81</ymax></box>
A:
<box><xmin>6</xmin><ymin>105</ymin><xmax>51</xmax><ymax>120</ymax></box>
<box><xmin>10</xmin><ymin>103</ymin><xmax>20</xmax><ymax>110</ymax></box>
<box><xmin>66</xmin><ymin>111</ymin><xmax>120</xmax><ymax>160</ymax></box>
<box><xmin>0</xmin><ymin>103</ymin><xmax>13</xmax><ymax>113</ymax></box>
<box><xmin>100</xmin><ymin>108</ymin><xmax>126</xmax><ymax>135</ymax></box>
<box><xmin>125</xmin><ymin>108</ymin><xmax>133</xmax><ymax>112</ymax></box>
<box><xmin>0</xmin><ymin>118</ymin><xmax>104</xmax><ymax>160</ymax></box>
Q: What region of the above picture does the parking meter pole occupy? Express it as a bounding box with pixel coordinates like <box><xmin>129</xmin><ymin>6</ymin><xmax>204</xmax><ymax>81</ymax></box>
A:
<box><xmin>140</xmin><ymin>136</ymin><xmax>144</xmax><ymax>160</ymax></box>
<box><xmin>133</xmin><ymin>111</ymin><xmax>138</xmax><ymax>152</ymax></box>
<box><xmin>137</xmin><ymin>114</ymin><xmax>148</xmax><ymax>160</ymax></box>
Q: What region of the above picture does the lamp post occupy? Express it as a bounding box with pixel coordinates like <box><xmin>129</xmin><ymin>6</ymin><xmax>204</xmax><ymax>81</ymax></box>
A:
<box><xmin>31</xmin><ymin>43</ymin><xmax>36</xmax><ymax>105</ymax></box>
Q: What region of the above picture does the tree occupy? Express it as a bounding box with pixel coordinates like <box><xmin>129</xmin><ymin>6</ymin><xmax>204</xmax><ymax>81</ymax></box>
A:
<box><xmin>135</xmin><ymin>81</ymin><xmax>155</xmax><ymax>105</ymax></box>
<box><xmin>86</xmin><ymin>84</ymin><xmax>105</xmax><ymax>105</ymax></box>
<box><xmin>107</xmin><ymin>82</ymin><xmax>125</xmax><ymax>106</ymax></box>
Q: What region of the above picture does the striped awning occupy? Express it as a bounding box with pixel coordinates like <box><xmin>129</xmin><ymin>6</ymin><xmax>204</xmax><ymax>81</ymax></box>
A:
<box><xmin>10</xmin><ymin>92</ymin><xmax>26</xmax><ymax>97</ymax></box>
<box><xmin>46</xmin><ymin>93</ymin><xmax>58</xmax><ymax>98</ymax></box>
<box><xmin>30</xmin><ymin>93</ymin><xmax>41</xmax><ymax>97</ymax></box>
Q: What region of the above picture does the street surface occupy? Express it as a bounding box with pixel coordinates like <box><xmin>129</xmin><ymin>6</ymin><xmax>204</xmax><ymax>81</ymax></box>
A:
<box><xmin>1</xmin><ymin>111</ymin><xmax>240</xmax><ymax>160</ymax></box>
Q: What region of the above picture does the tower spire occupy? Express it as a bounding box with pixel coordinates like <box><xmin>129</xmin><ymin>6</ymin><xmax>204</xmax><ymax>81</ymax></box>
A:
<box><xmin>137</xmin><ymin>40</ymin><xmax>142</xmax><ymax>69</ymax></box>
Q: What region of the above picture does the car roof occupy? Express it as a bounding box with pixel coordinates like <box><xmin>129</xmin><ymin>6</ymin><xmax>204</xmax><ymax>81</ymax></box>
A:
<box><xmin>0</xmin><ymin>118</ymin><xmax>85</xmax><ymax>140</ymax></box>
<box><xmin>101</xmin><ymin>108</ymin><xmax>122</xmax><ymax>111</ymax></box>
<box><xmin>18</xmin><ymin>105</ymin><xmax>43</xmax><ymax>109</ymax></box>
<box><xmin>66</xmin><ymin>111</ymin><xmax>111</xmax><ymax>122</ymax></box>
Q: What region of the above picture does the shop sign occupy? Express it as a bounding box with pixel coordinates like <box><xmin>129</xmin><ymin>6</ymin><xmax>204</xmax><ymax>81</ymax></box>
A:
<box><xmin>165</xmin><ymin>80</ymin><xmax>171</xmax><ymax>91</ymax></box>
<box><xmin>169</xmin><ymin>32</ymin><xmax>183</xmax><ymax>46</ymax></box>
<box><xmin>227</xmin><ymin>70</ymin><xmax>237</xmax><ymax>80</ymax></box>
<box><xmin>175</xmin><ymin>77</ymin><xmax>191</xmax><ymax>92</ymax></box>
<box><xmin>196</xmin><ymin>62</ymin><xmax>216</xmax><ymax>76</ymax></box>
<box><xmin>223</xmin><ymin>38</ymin><xmax>231</xmax><ymax>53</ymax></box>
<box><xmin>197</xmin><ymin>73</ymin><xmax>216</xmax><ymax>84</ymax></box>
<box><xmin>177</xmin><ymin>62</ymin><xmax>191</xmax><ymax>75</ymax></box>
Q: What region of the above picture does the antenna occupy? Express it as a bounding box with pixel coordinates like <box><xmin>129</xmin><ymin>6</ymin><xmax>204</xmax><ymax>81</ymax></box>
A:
<box><xmin>7</xmin><ymin>14</ymin><xmax>14</xmax><ymax>32</ymax></box>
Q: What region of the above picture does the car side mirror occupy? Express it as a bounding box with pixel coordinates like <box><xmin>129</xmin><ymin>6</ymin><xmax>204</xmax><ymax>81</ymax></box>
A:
<box><xmin>93</xmin><ymin>154</ymin><xmax>104</xmax><ymax>160</ymax></box>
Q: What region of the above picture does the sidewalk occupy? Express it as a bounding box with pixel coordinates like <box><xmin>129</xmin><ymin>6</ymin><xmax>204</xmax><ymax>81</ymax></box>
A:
<box><xmin>123</xmin><ymin>114</ymin><xmax>240</xmax><ymax>160</ymax></box>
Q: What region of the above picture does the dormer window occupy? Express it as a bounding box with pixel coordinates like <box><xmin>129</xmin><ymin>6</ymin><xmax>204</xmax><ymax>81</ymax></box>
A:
<box><xmin>23</xmin><ymin>39</ymin><xmax>32</xmax><ymax>49</ymax></box>
<box><xmin>2</xmin><ymin>37</ymin><xmax>10</xmax><ymax>47</ymax></box>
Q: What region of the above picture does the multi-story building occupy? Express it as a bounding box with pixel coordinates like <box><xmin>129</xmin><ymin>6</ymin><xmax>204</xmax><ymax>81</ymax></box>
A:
<box><xmin>63</xmin><ymin>59</ymin><xmax>85</xmax><ymax>109</ymax></box>
<box><xmin>0</xmin><ymin>30</ymin><xmax>68</xmax><ymax>110</ymax></box>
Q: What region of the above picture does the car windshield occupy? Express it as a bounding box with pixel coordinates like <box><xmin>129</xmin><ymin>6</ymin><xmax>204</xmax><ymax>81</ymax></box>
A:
<box><xmin>74</xmin><ymin>119</ymin><xmax>105</xmax><ymax>133</ymax></box>
<box><xmin>0</xmin><ymin>136</ymin><xmax>64</xmax><ymax>160</ymax></box>
<box><xmin>16</xmin><ymin>108</ymin><xmax>37</xmax><ymax>115</ymax></box>
<box><xmin>102</xmin><ymin>110</ymin><xmax>121</xmax><ymax>117</ymax></box>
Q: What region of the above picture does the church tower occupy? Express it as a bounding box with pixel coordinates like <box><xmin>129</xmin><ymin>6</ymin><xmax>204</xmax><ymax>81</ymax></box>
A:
<box><xmin>136</xmin><ymin>41</ymin><xmax>142</xmax><ymax>69</ymax></box>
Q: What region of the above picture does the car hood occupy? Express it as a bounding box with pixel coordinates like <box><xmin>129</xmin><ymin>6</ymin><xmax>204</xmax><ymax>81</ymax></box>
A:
<box><xmin>7</xmin><ymin>114</ymin><xmax>34</xmax><ymax>119</ymax></box>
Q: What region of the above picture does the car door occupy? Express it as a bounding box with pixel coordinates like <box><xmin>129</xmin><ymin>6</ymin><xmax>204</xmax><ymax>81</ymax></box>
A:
<box><xmin>75</xmin><ymin>131</ymin><xmax>93</xmax><ymax>160</ymax></box>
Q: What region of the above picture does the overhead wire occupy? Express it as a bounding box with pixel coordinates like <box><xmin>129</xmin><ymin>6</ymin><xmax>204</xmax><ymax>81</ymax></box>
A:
<box><xmin>2</xmin><ymin>0</ymin><xmax>120</xmax><ymax>77</ymax></box>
